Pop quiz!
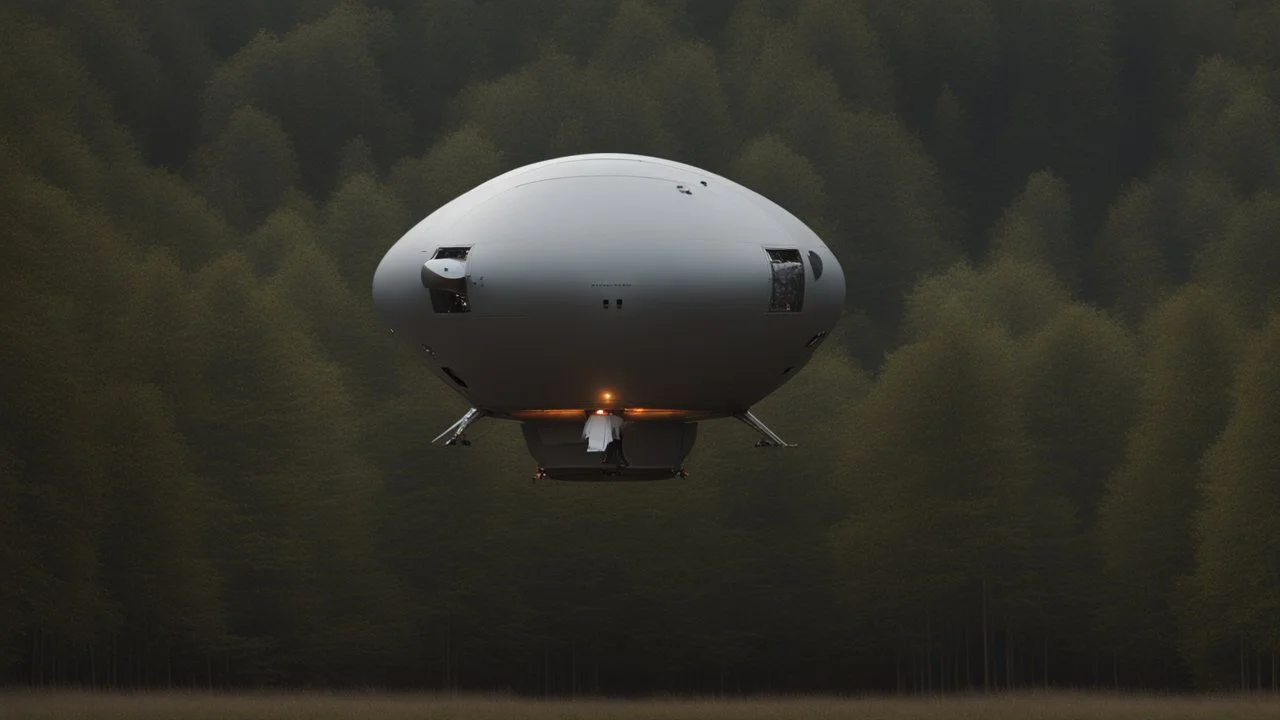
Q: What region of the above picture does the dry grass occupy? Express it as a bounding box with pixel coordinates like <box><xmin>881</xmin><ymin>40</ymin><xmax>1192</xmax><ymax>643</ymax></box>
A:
<box><xmin>0</xmin><ymin>691</ymin><xmax>1277</xmax><ymax>720</ymax></box>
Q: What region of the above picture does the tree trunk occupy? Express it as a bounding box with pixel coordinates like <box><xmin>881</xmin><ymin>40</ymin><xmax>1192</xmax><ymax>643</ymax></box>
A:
<box><xmin>982</xmin><ymin>576</ymin><xmax>990</xmax><ymax>693</ymax></box>
<box><xmin>911</xmin><ymin>645</ymin><xmax>918</xmax><ymax>694</ymax></box>
<box><xmin>965</xmin><ymin>624</ymin><xmax>971</xmax><ymax>691</ymax></box>
<box><xmin>1240</xmin><ymin>637</ymin><xmax>1246</xmax><ymax>692</ymax></box>
<box><xmin>1043</xmin><ymin>636</ymin><xmax>1049</xmax><ymax>689</ymax></box>
<box><xmin>1005</xmin><ymin>622</ymin><xmax>1012</xmax><ymax>689</ymax></box>
<box><xmin>954</xmin><ymin>644</ymin><xmax>960</xmax><ymax>693</ymax></box>
<box><xmin>926</xmin><ymin>613</ymin><xmax>933</xmax><ymax>694</ymax></box>
<box><xmin>445</xmin><ymin>625</ymin><xmax>452</xmax><ymax>692</ymax></box>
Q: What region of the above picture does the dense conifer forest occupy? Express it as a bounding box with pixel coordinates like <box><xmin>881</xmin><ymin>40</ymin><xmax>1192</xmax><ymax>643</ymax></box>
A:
<box><xmin>2</xmin><ymin>0</ymin><xmax>1280</xmax><ymax>696</ymax></box>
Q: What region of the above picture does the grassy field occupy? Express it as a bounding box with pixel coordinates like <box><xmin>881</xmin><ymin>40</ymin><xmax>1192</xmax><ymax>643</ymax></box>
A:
<box><xmin>1</xmin><ymin>692</ymin><xmax>1278</xmax><ymax>720</ymax></box>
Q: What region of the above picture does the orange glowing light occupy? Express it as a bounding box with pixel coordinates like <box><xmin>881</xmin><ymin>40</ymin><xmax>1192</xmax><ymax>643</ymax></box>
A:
<box><xmin>595</xmin><ymin>409</ymin><xmax>606</xmax><ymax>415</ymax></box>
<box><xmin>602</xmin><ymin>392</ymin><xmax>613</xmax><ymax>401</ymax></box>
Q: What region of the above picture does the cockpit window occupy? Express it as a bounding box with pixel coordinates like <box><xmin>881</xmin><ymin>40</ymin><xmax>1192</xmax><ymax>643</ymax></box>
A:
<box><xmin>766</xmin><ymin>248</ymin><xmax>804</xmax><ymax>312</ymax></box>
<box><xmin>433</xmin><ymin>247</ymin><xmax>470</xmax><ymax>260</ymax></box>
<box><xmin>429</xmin><ymin>246</ymin><xmax>471</xmax><ymax>313</ymax></box>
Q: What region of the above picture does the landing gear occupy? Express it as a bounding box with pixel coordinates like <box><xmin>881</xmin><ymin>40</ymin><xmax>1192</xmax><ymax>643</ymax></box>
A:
<box><xmin>734</xmin><ymin>410</ymin><xmax>796</xmax><ymax>448</ymax></box>
<box><xmin>432</xmin><ymin>407</ymin><xmax>487</xmax><ymax>447</ymax></box>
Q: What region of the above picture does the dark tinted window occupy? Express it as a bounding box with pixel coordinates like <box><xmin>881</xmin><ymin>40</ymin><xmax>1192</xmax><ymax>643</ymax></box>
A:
<box><xmin>767</xmin><ymin>249</ymin><xmax>804</xmax><ymax>312</ymax></box>
<box><xmin>433</xmin><ymin>246</ymin><xmax>470</xmax><ymax>260</ymax></box>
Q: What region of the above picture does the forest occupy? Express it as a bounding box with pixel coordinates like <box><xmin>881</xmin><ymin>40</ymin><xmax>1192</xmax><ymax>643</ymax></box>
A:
<box><xmin>2</xmin><ymin>0</ymin><xmax>1280</xmax><ymax>697</ymax></box>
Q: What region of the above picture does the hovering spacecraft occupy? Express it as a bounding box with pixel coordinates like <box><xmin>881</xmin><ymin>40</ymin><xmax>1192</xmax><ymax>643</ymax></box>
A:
<box><xmin>372</xmin><ymin>153</ymin><xmax>844</xmax><ymax>480</ymax></box>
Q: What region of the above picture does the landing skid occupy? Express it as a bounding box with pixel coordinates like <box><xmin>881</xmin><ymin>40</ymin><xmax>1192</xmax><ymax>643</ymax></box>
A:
<box><xmin>432</xmin><ymin>407</ymin><xmax>487</xmax><ymax>447</ymax></box>
<box><xmin>734</xmin><ymin>410</ymin><xmax>796</xmax><ymax>448</ymax></box>
<box><xmin>532</xmin><ymin>466</ymin><xmax>688</xmax><ymax>482</ymax></box>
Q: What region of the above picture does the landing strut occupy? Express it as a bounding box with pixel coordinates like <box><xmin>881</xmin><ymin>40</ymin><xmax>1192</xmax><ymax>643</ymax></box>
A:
<box><xmin>734</xmin><ymin>410</ymin><xmax>796</xmax><ymax>448</ymax></box>
<box><xmin>432</xmin><ymin>407</ymin><xmax>487</xmax><ymax>446</ymax></box>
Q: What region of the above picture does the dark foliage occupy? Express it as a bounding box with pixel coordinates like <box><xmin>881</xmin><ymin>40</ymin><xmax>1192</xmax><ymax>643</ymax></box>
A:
<box><xmin>3</xmin><ymin>0</ymin><xmax>1280</xmax><ymax>695</ymax></box>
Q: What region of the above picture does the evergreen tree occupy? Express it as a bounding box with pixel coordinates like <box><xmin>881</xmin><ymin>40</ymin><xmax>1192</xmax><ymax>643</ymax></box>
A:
<box><xmin>793</xmin><ymin>0</ymin><xmax>894</xmax><ymax>112</ymax></box>
<box><xmin>336</xmin><ymin>136</ymin><xmax>378</xmax><ymax>184</ymax></box>
<box><xmin>590</xmin><ymin>0</ymin><xmax>680</xmax><ymax>74</ymax></box>
<box><xmin>1179</xmin><ymin>57</ymin><xmax>1279</xmax><ymax>197</ymax></box>
<box><xmin>0</xmin><ymin>445</ymin><xmax>36</xmax><ymax>669</ymax></box>
<box><xmin>817</xmin><ymin>110</ymin><xmax>960</xmax><ymax>338</ymax></box>
<box><xmin>1091</xmin><ymin>181</ymin><xmax>1174</xmax><ymax>324</ymax></box>
<box><xmin>104</xmin><ymin>161</ymin><xmax>235</xmax><ymax>268</ymax></box>
<box><xmin>93</xmin><ymin>382</ymin><xmax>224</xmax><ymax>682</ymax></box>
<box><xmin>269</xmin><ymin>239</ymin><xmax>392</xmax><ymax>395</ymax></box>
<box><xmin>1181</xmin><ymin>313</ymin><xmax>1280</xmax><ymax>688</ymax></box>
<box><xmin>722</xmin><ymin>10</ymin><xmax>845</xmax><ymax>165</ymax></box>
<box><xmin>903</xmin><ymin>259</ymin><xmax>1071</xmax><ymax>342</ymax></box>
<box><xmin>989</xmin><ymin>171</ymin><xmax>1077</xmax><ymax>288</ymax></box>
<box><xmin>378</xmin><ymin>0</ymin><xmax>493</xmax><ymax>152</ymax></box>
<box><xmin>318</xmin><ymin>174</ymin><xmax>410</xmax><ymax>288</ymax></box>
<box><xmin>1197</xmin><ymin>191</ymin><xmax>1280</xmax><ymax>324</ymax></box>
<box><xmin>1017</xmin><ymin>305</ymin><xmax>1139</xmax><ymax>523</ymax></box>
<box><xmin>460</xmin><ymin>49</ymin><xmax>579</xmax><ymax>167</ymax></box>
<box><xmin>193</xmin><ymin>106</ymin><xmax>300</xmax><ymax>232</ymax></box>
<box><xmin>728</xmin><ymin>135</ymin><xmax>830</xmax><ymax>232</ymax></box>
<box><xmin>832</xmin><ymin>316</ymin><xmax>1072</xmax><ymax>692</ymax></box>
<box><xmin>1098</xmin><ymin>286</ymin><xmax>1242</xmax><ymax>686</ymax></box>
<box><xmin>387</xmin><ymin>126</ymin><xmax>505</xmax><ymax>213</ymax></box>
<box><xmin>200</xmin><ymin>2</ymin><xmax>409</xmax><ymax>197</ymax></box>
<box><xmin>644</xmin><ymin>41</ymin><xmax>738</xmax><ymax>168</ymax></box>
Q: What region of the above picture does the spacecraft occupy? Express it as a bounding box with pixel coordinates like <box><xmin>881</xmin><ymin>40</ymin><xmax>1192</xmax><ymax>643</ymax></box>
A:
<box><xmin>372</xmin><ymin>153</ymin><xmax>844</xmax><ymax>480</ymax></box>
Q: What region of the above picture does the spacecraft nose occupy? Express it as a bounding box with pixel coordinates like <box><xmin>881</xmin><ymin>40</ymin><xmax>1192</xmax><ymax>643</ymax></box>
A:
<box><xmin>371</xmin><ymin>243</ymin><xmax>410</xmax><ymax>327</ymax></box>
